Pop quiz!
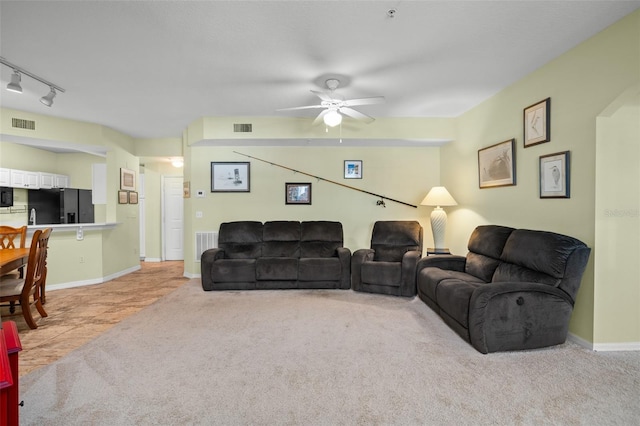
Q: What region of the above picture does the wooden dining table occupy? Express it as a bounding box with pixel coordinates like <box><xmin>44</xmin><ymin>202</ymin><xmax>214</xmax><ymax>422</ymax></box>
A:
<box><xmin>0</xmin><ymin>248</ymin><xmax>29</xmax><ymax>277</ymax></box>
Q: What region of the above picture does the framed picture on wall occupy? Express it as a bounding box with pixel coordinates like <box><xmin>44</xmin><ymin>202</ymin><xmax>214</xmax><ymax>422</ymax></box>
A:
<box><xmin>524</xmin><ymin>97</ymin><xmax>551</xmax><ymax>147</ymax></box>
<box><xmin>120</xmin><ymin>168</ymin><xmax>136</xmax><ymax>191</ymax></box>
<box><xmin>128</xmin><ymin>191</ymin><xmax>139</xmax><ymax>204</ymax></box>
<box><xmin>540</xmin><ymin>151</ymin><xmax>570</xmax><ymax>198</ymax></box>
<box><xmin>478</xmin><ymin>139</ymin><xmax>516</xmax><ymax>188</ymax></box>
<box><xmin>344</xmin><ymin>160</ymin><xmax>363</xmax><ymax>179</ymax></box>
<box><xmin>211</xmin><ymin>162</ymin><xmax>250</xmax><ymax>192</ymax></box>
<box><xmin>118</xmin><ymin>190</ymin><xmax>128</xmax><ymax>204</ymax></box>
<box><xmin>285</xmin><ymin>182</ymin><xmax>312</xmax><ymax>205</ymax></box>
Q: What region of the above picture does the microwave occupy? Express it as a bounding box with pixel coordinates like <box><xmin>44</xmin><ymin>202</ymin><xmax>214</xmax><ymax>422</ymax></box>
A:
<box><xmin>0</xmin><ymin>186</ymin><xmax>13</xmax><ymax>207</ymax></box>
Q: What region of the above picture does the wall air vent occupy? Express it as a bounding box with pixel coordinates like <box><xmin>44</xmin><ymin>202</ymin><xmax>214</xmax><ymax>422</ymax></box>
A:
<box><xmin>12</xmin><ymin>118</ymin><xmax>36</xmax><ymax>130</ymax></box>
<box><xmin>195</xmin><ymin>231</ymin><xmax>218</xmax><ymax>262</ymax></box>
<box><xmin>233</xmin><ymin>123</ymin><xmax>252</xmax><ymax>133</ymax></box>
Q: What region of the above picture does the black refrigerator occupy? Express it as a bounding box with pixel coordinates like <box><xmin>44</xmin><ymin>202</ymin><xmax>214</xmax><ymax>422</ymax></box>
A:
<box><xmin>28</xmin><ymin>188</ymin><xmax>94</xmax><ymax>225</ymax></box>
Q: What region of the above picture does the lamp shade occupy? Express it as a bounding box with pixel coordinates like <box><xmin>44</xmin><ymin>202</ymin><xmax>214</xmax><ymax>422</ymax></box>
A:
<box><xmin>421</xmin><ymin>186</ymin><xmax>457</xmax><ymax>207</ymax></box>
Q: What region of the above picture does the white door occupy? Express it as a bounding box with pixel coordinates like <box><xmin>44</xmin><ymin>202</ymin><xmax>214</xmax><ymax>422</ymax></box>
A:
<box><xmin>139</xmin><ymin>174</ymin><xmax>146</xmax><ymax>259</ymax></box>
<box><xmin>163</xmin><ymin>176</ymin><xmax>184</xmax><ymax>260</ymax></box>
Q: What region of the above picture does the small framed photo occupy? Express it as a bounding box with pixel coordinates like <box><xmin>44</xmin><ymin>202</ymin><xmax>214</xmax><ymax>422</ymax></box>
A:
<box><xmin>540</xmin><ymin>151</ymin><xmax>570</xmax><ymax>198</ymax></box>
<box><xmin>120</xmin><ymin>168</ymin><xmax>136</xmax><ymax>191</ymax></box>
<box><xmin>524</xmin><ymin>97</ymin><xmax>551</xmax><ymax>147</ymax></box>
<box><xmin>128</xmin><ymin>191</ymin><xmax>139</xmax><ymax>204</ymax></box>
<box><xmin>211</xmin><ymin>162</ymin><xmax>250</xmax><ymax>192</ymax></box>
<box><xmin>285</xmin><ymin>182</ymin><xmax>312</xmax><ymax>205</ymax></box>
<box><xmin>344</xmin><ymin>160</ymin><xmax>363</xmax><ymax>179</ymax></box>
<box><xmin>118</xmin><ymin>190</ymin><xmax>128</xmax><ymax>204</ymax></box>
<box><xmin>478</xmin><ymin>139</ymin><xmax>516</xmax><ymax>188</ymax></box>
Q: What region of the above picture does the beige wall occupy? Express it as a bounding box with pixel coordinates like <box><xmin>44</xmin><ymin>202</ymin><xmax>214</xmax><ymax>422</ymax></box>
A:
<box><xmin>441</xmin><ymin>10</ymin><xmax>639</xmax><ymax>345</ymax></box>
<box><xmin>183</xmin><ymin>145</ymin><xmax>441</xmax><ymax>276</ymax></box>
<box><xmin>594</xmin><ymin>89</ymin><xmax>639</xmax><ymax>345</ymax></box>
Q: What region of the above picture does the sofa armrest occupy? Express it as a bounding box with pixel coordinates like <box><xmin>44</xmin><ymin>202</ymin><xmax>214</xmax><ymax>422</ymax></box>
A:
<box><xmin>336</xmin><ymin>247</ymin><xmax>352</xmax><ymax>289</ymax></box>
<box><xmin>468</xmin><ymin>282</ymin><xmax>575</xmax><ymax>353</ymax></box>
<box><xmin>351</xmin><ymin>248</ymin><xmax>375</xmax><ymax>291</ymax></box>
<box><xmin>400</xmin><ymin>250</ymin><xmax>422</xmax><ymax>297</ymax></box>
<box><xmin>200</xmin><ymin>248</ymin><xmax>226</xmax><ymax>291</ymax></box>
<box><xmin>416</xmin><ymin>255</ymin><xmax>466</xmax><ymax>275</ymax></box>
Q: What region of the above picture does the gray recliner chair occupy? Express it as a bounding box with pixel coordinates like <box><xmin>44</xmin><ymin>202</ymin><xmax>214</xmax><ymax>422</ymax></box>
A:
<box><xmin>351</xmin><ymin>221</ymin><xmax>423</xmax><ymax>297</ymax></box>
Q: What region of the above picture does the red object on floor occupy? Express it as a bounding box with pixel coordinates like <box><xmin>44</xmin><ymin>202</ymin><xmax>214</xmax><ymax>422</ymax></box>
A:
<box><xmin>0</xmin><ymin>321</ymin><xmax>22</xmax><ymax>426</ymax></box>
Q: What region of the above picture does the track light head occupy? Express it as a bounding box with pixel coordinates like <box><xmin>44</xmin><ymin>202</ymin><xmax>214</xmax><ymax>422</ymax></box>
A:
<box><xmin>40</xmin><ymin>87</ymin><xmax>56</xmax><ymax>107</ymax></box>
<box><xmin>7</xmin><ymin>71</ymin><xmax>22</xmax><ymax>93</ymax></box>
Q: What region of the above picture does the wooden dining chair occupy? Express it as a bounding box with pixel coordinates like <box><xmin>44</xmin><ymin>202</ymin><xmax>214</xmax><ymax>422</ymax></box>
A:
<box><xmin>0</xmin><ymin>228</ymin><xmax>52</xmax><ymax>329</ymax></box>
<box><xmin>0</xmin><ymin>225</ymin><xmax>28</xmax><ymax>278</ymax></box>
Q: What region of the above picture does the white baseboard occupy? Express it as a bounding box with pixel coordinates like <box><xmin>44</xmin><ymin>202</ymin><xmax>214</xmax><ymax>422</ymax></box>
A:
<box><xmin>144</xmin><ymin>258</ymin><xmax>162</xmax><ymax>263</ymax></box>
<box><xmin>568</xmin><ymin>332</ymin><xmax>640</xmax><ymax>351</ymax></box>
<box><xmin>184</xmin><ymin>272</ymin><xmax>200</xmax><ymax>279</ymax></box>
<box><xmin>47</xmin><ymin>264</ymin><xmax>142</xmax><ymax>292</ymax></box>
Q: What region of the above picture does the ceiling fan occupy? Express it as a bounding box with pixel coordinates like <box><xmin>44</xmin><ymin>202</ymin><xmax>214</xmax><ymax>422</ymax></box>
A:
<box><xmin>277</xmin><ymin>78</ymin><xmax>385</xmax><ymax>127</ymax></box>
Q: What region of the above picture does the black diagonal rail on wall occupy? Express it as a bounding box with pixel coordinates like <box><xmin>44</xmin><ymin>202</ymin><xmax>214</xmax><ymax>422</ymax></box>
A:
<box><xmin>233</xmin><ymin>151</ymin><xmax>417</xmax><ymax>208</ymax></box>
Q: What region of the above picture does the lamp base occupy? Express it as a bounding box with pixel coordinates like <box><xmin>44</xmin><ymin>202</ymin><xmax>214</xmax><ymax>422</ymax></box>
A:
<box><xmin>430</xmin><ymin>207</ymin><xmax>448</xmax><ymax>250</ymax></box>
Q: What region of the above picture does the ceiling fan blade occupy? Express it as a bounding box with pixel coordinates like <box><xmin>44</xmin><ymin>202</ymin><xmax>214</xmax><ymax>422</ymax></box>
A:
<box><xmin>311</xmin><ymin>90</ymin><xmax>333</xmax><ymax>102</ymax></box>
<box><xmin>312</xmin><ymin>109</ymin><xmax>329</xmax><ymax>126</ymax></box>
<box><xmin>339</xmin><ymin>107</ymin><xmax>375</xmax><ymax>123</ymax></box>
<box><xmin>342</xmin><ymin>96</ymin><xmax>386</xmax><ymax>107</ymax></box>
<box><xmin>276</xmin><ymin>105</ymin><xmax>324</xmax><ymax>111</ymax></box>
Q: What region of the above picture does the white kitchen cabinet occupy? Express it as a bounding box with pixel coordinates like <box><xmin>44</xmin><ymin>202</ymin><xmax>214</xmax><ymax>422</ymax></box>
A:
<box><xmin>54</xmin><ymin>174</ymin><xmax>69</xmax><ymax>188</ymax></box>
<box><xmin>0</xmin><ymin>168</ymin><xmax>10</xmax><ymax>186</ymax></box>
<box><xmin>11</xmin><ymin>169</ymin><xmax>39</xmax><ymax>189</ymax></box>
<box><xmin>39</xmin><ymin>172</ymin><xmax>55</xmax><ymax>189</ymax></box>
<box><xmin>39</xmin><ymin>172</ymin><xmax>69</xmax><ymax>189</ymax></box>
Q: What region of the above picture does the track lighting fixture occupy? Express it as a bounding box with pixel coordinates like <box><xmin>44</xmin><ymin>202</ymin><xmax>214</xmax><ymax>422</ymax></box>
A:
<box><xmin>7</xmin><ymin>71</ymin><xmax>22</xmax><ymax>93</ymax></box>
<box><xmin>1</xmin><ymin>56</ymin><xmax>65</xmax><ymax>106</ymax></box>
<box><xmin>40</xmin><ymin>87</ymin><xmax>57</xmax><ymax>107</ymax></box>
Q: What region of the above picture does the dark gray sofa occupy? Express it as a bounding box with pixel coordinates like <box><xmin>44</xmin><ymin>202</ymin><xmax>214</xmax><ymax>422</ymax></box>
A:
<box><xmin>201</xmin><ymin>221</ymin><xmax>351</xmax><ymax>290</ymax></box>
<box><xmin>416</xmin><ymin>225</ymin><xmax>591</xmax><ymax>353</ymax></box>
<box><xmin>351</xmin><ymin>221</ymin><xmax>423</xmax><ymax>297</ymax></box>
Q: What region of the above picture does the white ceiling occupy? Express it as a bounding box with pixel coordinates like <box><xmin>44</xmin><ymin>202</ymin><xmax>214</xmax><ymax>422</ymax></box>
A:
<box><xmin>1</xmin><ymin>1</ymin><xmax>638</xmax><ymax>141</ymax></box>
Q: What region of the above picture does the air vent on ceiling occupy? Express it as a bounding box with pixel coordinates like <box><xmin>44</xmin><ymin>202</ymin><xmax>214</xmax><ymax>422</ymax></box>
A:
<box><xmin>233</xmin><ymin>123</ymin><xmax>252</xmax><ymax>133</ymax></box>
<box><xmin>12</xmin><ymin>118</ymin><xmax>36</xmax><ymax>130</ymax></box>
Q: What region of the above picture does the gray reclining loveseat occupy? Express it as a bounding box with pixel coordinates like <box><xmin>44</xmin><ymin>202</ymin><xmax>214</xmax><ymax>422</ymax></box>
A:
<box><xmin>201</xmin><ymin>220</ymin><xmax>351</xmax><ymax>290</ymax></box>
<box><xmin>416</xmin><ymin>225</ymin><xmax>591</xmax><ymax>353</ymax></box>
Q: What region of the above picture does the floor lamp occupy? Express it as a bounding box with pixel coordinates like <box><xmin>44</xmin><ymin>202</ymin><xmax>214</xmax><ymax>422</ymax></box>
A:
<box><xmin>421</xmin><ymin>186</ymin><xmax>457</xmax><ymax>253</ymax></box>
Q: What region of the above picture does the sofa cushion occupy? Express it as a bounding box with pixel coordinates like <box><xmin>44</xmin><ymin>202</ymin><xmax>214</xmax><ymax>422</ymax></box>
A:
<box><xmin>299</xmin><ymin>258</ymin><xmax>341</xmax><ymax>281</ymax></box>
<box><xmin>436</xmin><ymin>279</ymin><xmax>484</xmax><ymax>328</ymax></box>
<box><xmin>300</xmin><ymin>221</ymin><xmax>343</xmax><ymax>258</ymax></box>
<box><xmin>467</xmin><ymin>225</ymin><xmax>515</xmax><ymax>258</ymax></box>
<box><xmin>361</xmin><ymin>261</ymin><xmax>401</xmax><ymax>287</ymax></box>
<box><xmin>500</xmin><ymin>229</ymin><xmax>585</xmax><ymax>279</ymax></box>
<box><xmin>256</xmin><ymin>257</ymin><xmax>298</xmax><ymax>280</ymax></box>
<box><xmin>211</xmin><ymin>259</ymin><xmax>256</xmax><ymax>282</ymax></box>
<box><xmin>418</xmin><ymin>267</ymin><xmax>484</xmax><ymax>302</ymax></box>
<box><xmin>371</xmin><ymin>221</ymin><xmax>422</xmax><ymax>262</ymax></box>
<box><xmin>262</xmin><ymin>221</ymin><xmax>300</xmax><ymax>257</ymax></box>
<box><xmin>219</xmin><ymin>221</ymin><xmax>263</xmax><ymax>259</ymax></box>
<box><xmin>464</xmin><ymin>252</ymin><xmax>500</xmax><ymax>282</ymax></box>
<box><xmin>493</xmin><ymin>263</ymin><xmax>560</xmax><ymax>286</ymax></box>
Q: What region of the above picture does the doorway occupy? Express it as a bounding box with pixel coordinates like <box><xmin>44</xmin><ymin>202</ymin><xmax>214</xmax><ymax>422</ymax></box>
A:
<box><xmin>162</xmin><ymin>176</ymin><xmax>184</xmax><ymax>260</ymax></box>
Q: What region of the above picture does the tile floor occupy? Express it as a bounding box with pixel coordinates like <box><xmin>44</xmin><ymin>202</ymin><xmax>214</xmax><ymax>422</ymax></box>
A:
<box><xmin>0</xmin><ymin>261</ymin><xmax>189</xmax><ymax>377</ymax></box>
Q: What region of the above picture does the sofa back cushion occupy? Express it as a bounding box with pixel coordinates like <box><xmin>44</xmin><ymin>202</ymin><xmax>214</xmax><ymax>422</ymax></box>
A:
<box><xmin>300</xmin><ymin>221</ymin><xmax>343</xmax><ymax>258</ymax></box>
<box><xmin>262</xmin><ymin>221</ymin><xmax>300</xmax><ymax>257</ymax></box>
<box><xmin>465</xmin><ymin>225</ymin><xmax>514</xmax><ymax>281</ymax></box>
<box><xmin>493</xmin><ymin>229</ymin><xmax>588</xmax><ymax>287</ymax></box>
<box><xmin>219</xmin><ymin>221</ymin><xmax>263</xmax><ymax>259</ymax></box>
<box><xmin>371</xmin><ymin>221</ymin><xmax>423</xmax><ymax>262</ymax></box>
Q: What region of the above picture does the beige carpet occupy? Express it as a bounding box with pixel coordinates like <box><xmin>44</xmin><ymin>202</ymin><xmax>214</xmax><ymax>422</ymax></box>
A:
<box><xmin>19</xmin><ymin>279</ymin><xmax>640</xmax><ymax>425</ymax></box>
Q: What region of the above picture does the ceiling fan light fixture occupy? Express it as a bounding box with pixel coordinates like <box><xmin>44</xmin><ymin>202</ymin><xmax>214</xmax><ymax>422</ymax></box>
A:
<box><xmin>40</xmin><ymin>87</ymin><xmax>56</xmax><ymax>107</ymax></box>
<box><xmin>7</xmin><ymin>71</ymin><xmax>22</xmax><ymax>93</ymax></box>
<box><xmin>324</xmin><ymin>109</ymin><xmax>342</xmax><ymax>127</ymax></box>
